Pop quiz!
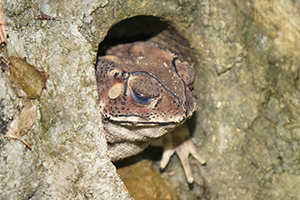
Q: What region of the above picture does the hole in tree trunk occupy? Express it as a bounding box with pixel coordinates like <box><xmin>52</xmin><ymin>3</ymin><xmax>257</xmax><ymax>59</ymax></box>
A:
<box><xmin>97</xmin><ymin>16</ymin><xmax>168</xmax><ymax>56</ymax></box>
<box><xmin>96</xmin><ymin>15</ymin><xmax>198</xmax><ymax>166</ymax></box>
<box><xmin>97</xmin><ymin>15</ymin><xmax>197</xmax><ymax>64</ymax></box>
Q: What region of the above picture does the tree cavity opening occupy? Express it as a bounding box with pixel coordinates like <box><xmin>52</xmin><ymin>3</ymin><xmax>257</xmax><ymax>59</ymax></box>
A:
<box><xmin>97</xmin><ymin>15</ymin><xmax>196</xmax><ymax>64</ymax></box>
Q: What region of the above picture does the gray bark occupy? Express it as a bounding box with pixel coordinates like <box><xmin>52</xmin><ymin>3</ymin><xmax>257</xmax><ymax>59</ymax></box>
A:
<box><xmin>1</xmin><ymin>0</ymin><xmax>300</xmax><ymax>199</ymax></box>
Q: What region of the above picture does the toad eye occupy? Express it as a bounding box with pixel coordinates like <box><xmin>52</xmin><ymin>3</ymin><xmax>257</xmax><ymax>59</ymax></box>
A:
<box><xmin>131</xmin><ymin>90</ymin><xmax>153</xmax><ymax>105</ymax></box>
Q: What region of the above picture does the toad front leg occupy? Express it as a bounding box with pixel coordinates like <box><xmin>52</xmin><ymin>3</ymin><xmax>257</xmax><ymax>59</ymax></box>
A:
<box><xmin>152</xmin><ymin>123</ymin><xmax>206</xmax><ymax>184</ymax></box>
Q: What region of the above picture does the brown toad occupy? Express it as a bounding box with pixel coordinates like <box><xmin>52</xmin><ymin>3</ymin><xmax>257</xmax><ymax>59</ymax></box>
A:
<box><xmin>96</xmin><ymin>42</ymin><xmax>205</xmax><ymax>184</ymax></box>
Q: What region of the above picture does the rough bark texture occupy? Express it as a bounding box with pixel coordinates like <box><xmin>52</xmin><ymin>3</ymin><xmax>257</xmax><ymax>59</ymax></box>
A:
<box><xmin>1</xmin><ymin>0</ymin><xmax>300</xmax><ymax>199</ymax></box>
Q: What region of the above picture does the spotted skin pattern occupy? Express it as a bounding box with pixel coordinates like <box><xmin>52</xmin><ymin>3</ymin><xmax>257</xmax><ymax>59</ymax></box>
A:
<box><xmin>96</xmin><ymin>42</ymin><xmax>205</xmax><ymax>184</ymax></box>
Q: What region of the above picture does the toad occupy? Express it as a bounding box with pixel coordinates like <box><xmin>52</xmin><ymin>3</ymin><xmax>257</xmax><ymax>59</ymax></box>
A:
<box><xmin>96</xmin><ymin>42</ymin><xmax>205</xmax><ymax>184</ymax></box>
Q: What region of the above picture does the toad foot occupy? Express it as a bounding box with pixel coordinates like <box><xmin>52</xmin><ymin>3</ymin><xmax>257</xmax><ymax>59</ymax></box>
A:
<box><xmin>154</xmin><ymin>123</ymin><xmax>206</xmax><ymax>184</ymax></box>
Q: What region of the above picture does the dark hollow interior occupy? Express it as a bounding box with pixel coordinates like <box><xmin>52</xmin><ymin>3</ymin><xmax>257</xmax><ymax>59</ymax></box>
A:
<box><xmin>97</xmin><ymin>16</ymin><xmax>169</xmax><ymax>57</ymax></box>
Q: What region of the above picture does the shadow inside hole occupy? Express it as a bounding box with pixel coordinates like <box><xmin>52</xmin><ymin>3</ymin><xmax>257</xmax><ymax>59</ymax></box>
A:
<box><xmin>113</xmin><ymin>145</ymin><xmax>163</xmax><ymax>168</ymax></box>
<box><xmin>97</xmin><ymin>16</ymin><xmax>169</xmax><ymax>57</ymax></box>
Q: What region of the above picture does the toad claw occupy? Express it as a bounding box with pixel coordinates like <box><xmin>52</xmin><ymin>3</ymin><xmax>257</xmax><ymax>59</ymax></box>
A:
<box><xmin>159</xmin><ymin>148</ymin><xmax>175</xmax><ymax>171</ymax></box>
<box><xmin>175</xmin><ymin>139</ymin><xmax>206</xmax><ymax>184</ymax></box>
<box><xmin>158</xmin><ymin>123</ymin><xmax>206</xmax><ymax>184</ymax></box>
